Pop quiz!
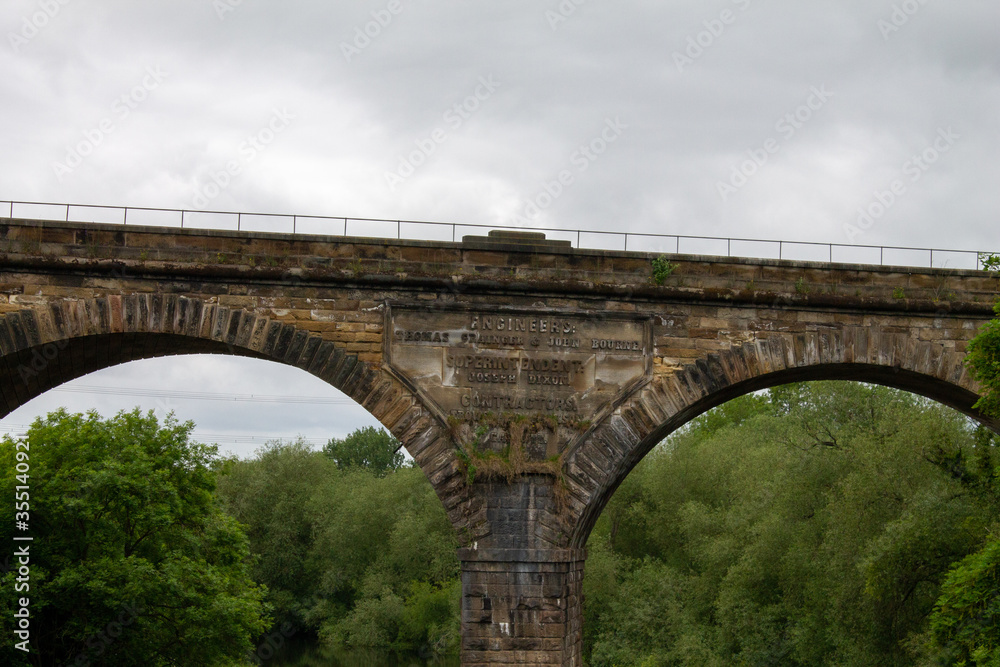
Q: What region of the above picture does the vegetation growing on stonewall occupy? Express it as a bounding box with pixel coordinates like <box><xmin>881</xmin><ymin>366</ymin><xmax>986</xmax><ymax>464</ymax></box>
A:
<box><xmin>651</xmin><ymin>255</ymin><xmax>678</xmax><ymax>284</ymax></box>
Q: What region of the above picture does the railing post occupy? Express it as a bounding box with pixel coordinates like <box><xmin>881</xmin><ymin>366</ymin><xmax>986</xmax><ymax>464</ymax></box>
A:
<box><xmin>238</xmin><ymin>212</ymin><xmax>241</xmax><ymax>231</ymax></box>
<box><xmin>397</xmin><ymin>220</ymin><xmax>401</xmax><ymax>240</ymax></box>
<box><xmin>293</xmin><ymin>216</ymin><xmax>297</xmax><ymax>234</ymax></box>
<box><xmin>65</xmin><ymin>204</ymin><xmax>70</xmax><ymax>222</ymax></box>
<box><xmin>880</xmin><ymin>247</ymin><xmax>884</xmax><ymax>265</ymax></box>
<box><xmin>577</xmin><ymin>230</ymin><xmax>580</xmax><ymax>248</ymax></box>
<box><xmin>452</xmin><ymin>224</ymin><xmax>456</xmax><ymax>243</ymax></box>
<box><xmin>123</xmin><ymin>208</ymin><xmax>128</xmax><ymax>225</ymax></box>
<box><xmin>344</xmin><ymin>218</ymin><xmax>348</xmax><ymax>236</ymax></box>
<box><xmin>779</xmin><ymin>241</ymin><xmax>782</xmax><ymax>260</ymax></box>
<box><xmin>929</xmin><ymin>249</ymin><xmax>934</xmax><ymax>267</ymax></box>
<box><xmin>181</xmin><ymin>210</ymin><xmax>185</xmax><ymax>229</ymax></box>
<box><xmin>623</xmin><ymin>233</ymin><xmax>628</xmax><ymax>252</ymax></box>
<box><xmin>829</xmin><ymin>244</ymin><xmax>832</xmax><ymax>262</ymax></box>
<box><xmin>727</xmin><ymin>238</ymin><xmax>731</xmax><ymax>257</ymax></box>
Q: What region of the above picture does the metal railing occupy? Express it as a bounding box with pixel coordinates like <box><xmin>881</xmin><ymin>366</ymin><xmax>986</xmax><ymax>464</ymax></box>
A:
<box><xmin>2</xmin><ymin>199</ymin><xmax>996</xmax><ymax>271</ymax></box>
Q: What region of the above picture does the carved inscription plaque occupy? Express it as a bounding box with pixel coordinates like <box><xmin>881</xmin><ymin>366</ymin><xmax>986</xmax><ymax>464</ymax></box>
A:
<box><xmin>385</xmin><ymin>305</ymin><xmax>651</xmax><ymax>456</ymax></box>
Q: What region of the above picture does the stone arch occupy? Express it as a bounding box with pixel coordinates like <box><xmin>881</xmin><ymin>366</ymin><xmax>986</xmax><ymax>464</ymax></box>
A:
<box><xmin>563</xmin><ymin>325</ymin><xmax>996</xmax><ymax>550</ymax></box>
<box><xmin>0</xmin><ymin>295</ymin><xmax>477</xmax><ymax>539</ymax></box>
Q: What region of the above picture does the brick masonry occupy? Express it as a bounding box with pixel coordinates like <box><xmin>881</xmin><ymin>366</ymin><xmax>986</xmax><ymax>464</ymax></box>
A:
<box><xmin>0</xmin><ymin>219</ymin><xmax>997</xmax><ymax>665</ymax></box>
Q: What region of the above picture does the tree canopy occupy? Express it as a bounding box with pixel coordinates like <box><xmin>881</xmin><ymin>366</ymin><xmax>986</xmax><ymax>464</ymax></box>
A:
<box><xmin>322</xmin><ymin>425</ymin><xmax>405</xmax><ymax>476</ymax></box>
<box><xmin>584</xmin><ymin>382</ymin><xmax>1000</xmax><ymax>666</ymax></box>
<box><xmin>0</xmin><ymin>408</ymin><xmax>268</xmax><ymax>666</ymax></box>
<box><xmin>215</xmin><ymin>436</ymin><xmax>460</xmax><ymax>657</ymax></box>
<box><xmin>914</xmin><ymin>296</ymin><xmax>1000</xmax><ymax>666</ymax></box>
<box><xmin>967</xmin><ymin>300</ymin><xmax>1000</xmax><ymax>425</ymax></box>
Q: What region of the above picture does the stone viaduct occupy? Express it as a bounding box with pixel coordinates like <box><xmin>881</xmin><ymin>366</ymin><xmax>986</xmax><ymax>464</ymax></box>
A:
<box><xmin>1</xmin><ymin>218</ymin><xmax>997</xmax><ymax>665</ymax></box>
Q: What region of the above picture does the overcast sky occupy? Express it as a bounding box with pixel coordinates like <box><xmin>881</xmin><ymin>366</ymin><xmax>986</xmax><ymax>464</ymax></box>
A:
<box><xmin>1</xmin><ymin>1</ymin><xmax>998</xmax><ymax>457</ymax></box>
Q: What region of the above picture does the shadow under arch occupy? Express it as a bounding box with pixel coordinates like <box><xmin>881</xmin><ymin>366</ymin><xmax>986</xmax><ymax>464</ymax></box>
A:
<box><xmin>0</xmin><ymin>296</ymin><xmax>470</xmax><ymax>529</ymax></box>
<box><xmin>566</xmin><ymin>339</ymin><xmax>999</xmax><ymax>551</ymax></box>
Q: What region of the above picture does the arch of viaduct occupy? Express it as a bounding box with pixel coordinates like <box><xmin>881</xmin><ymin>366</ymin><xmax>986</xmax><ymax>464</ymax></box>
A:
<box><xmin>1</xmin><ymin>219</ymin><xmax>997</xmax><ymax>666</ymax></box>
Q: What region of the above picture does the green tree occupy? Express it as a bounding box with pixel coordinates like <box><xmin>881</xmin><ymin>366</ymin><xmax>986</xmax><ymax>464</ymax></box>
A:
<box><xmin>911</xmin><ymin>301</ymin><xmax>1000</xmax><ymax>665</ymax></box>
<box><xmin>966</xmin><ymin>300</ymin><xmax>1000</xmax><ymax>419</ymax></box>
<box><xmin>585</xmin><ymin>382</ymin><xmax>998</xmax><ymax>666</ymax></box>
<box><xmin>914</xmin><ymin>534</ymin><xmax>1000</xmax><ymax>666</ymax></box>
<box><xmin>215</xmin><ymin>439</ymin><xmax>337</xmax><ymax>630</ymax></box>
<box><xmin>307</xmin><ymin>465</ymin><xmax>460</xmax><ymax>653</ymax></box>
<box><xmin>215</xmin><ymin>437</ymin><xmax>461</xmax><ymax>657</ymax></box>
<box><xmin>322</xmin><ymin>425</ymin><xmax>404</xmax><ymax>476</ymax></box>
<box><xmin>0</xmin><ymin>408</ymin><xmax>268</xmax><ymax>666</ymax></box>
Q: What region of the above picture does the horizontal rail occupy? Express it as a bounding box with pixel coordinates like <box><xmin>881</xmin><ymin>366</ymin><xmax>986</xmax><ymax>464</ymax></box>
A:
<box><xmin>2</xmin><ymin>199</ymin><xmax>996</xmax><ymax>271</ymax></box>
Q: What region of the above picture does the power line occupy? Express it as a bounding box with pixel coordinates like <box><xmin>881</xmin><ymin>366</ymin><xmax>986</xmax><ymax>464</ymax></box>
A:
<box><xmin>2</xmin><ymin>384</ymin><xmax>366</xmax><ymax>448</ymax></box>
<box><xmin>49</xmin><ymin>384</ymin><xmax>356</xmax><ymax>405</ymax></box>
<box><xmin>190</xmin><ymin>432</ymin><xmax>328</xmax><ymax>446</ymax></box>
<box><xmin>0</xmin><ymin>422</ymin><xmax>329</xmax><ymax>447</ymax></box>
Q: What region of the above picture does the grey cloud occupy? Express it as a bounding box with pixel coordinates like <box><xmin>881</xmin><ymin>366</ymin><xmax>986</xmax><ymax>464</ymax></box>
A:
<box><xmin>1</xmin><ymin>1</ymin><xmax>996</xmax><ymax>445</ymax></box>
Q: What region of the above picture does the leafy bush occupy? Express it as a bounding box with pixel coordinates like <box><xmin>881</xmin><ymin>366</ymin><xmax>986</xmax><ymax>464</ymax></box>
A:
<box><xmin>0</xmin><ymin>409</ymin><xmax>268</xmax><ymax>666</ymax></box>
<box><xmin>584</xmin><ymin>383</ymin><xmax>1000</xmax><ymax>666</ymax></box>
<box><xmin>215</xmin><ymin>438</ymin><xmax>461</xmax><ymax>657</ymax></box>
<box><xmin>651</xmin><ymin>255</ymin><xmax>678</xmax><ymax>284</ymax></box>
